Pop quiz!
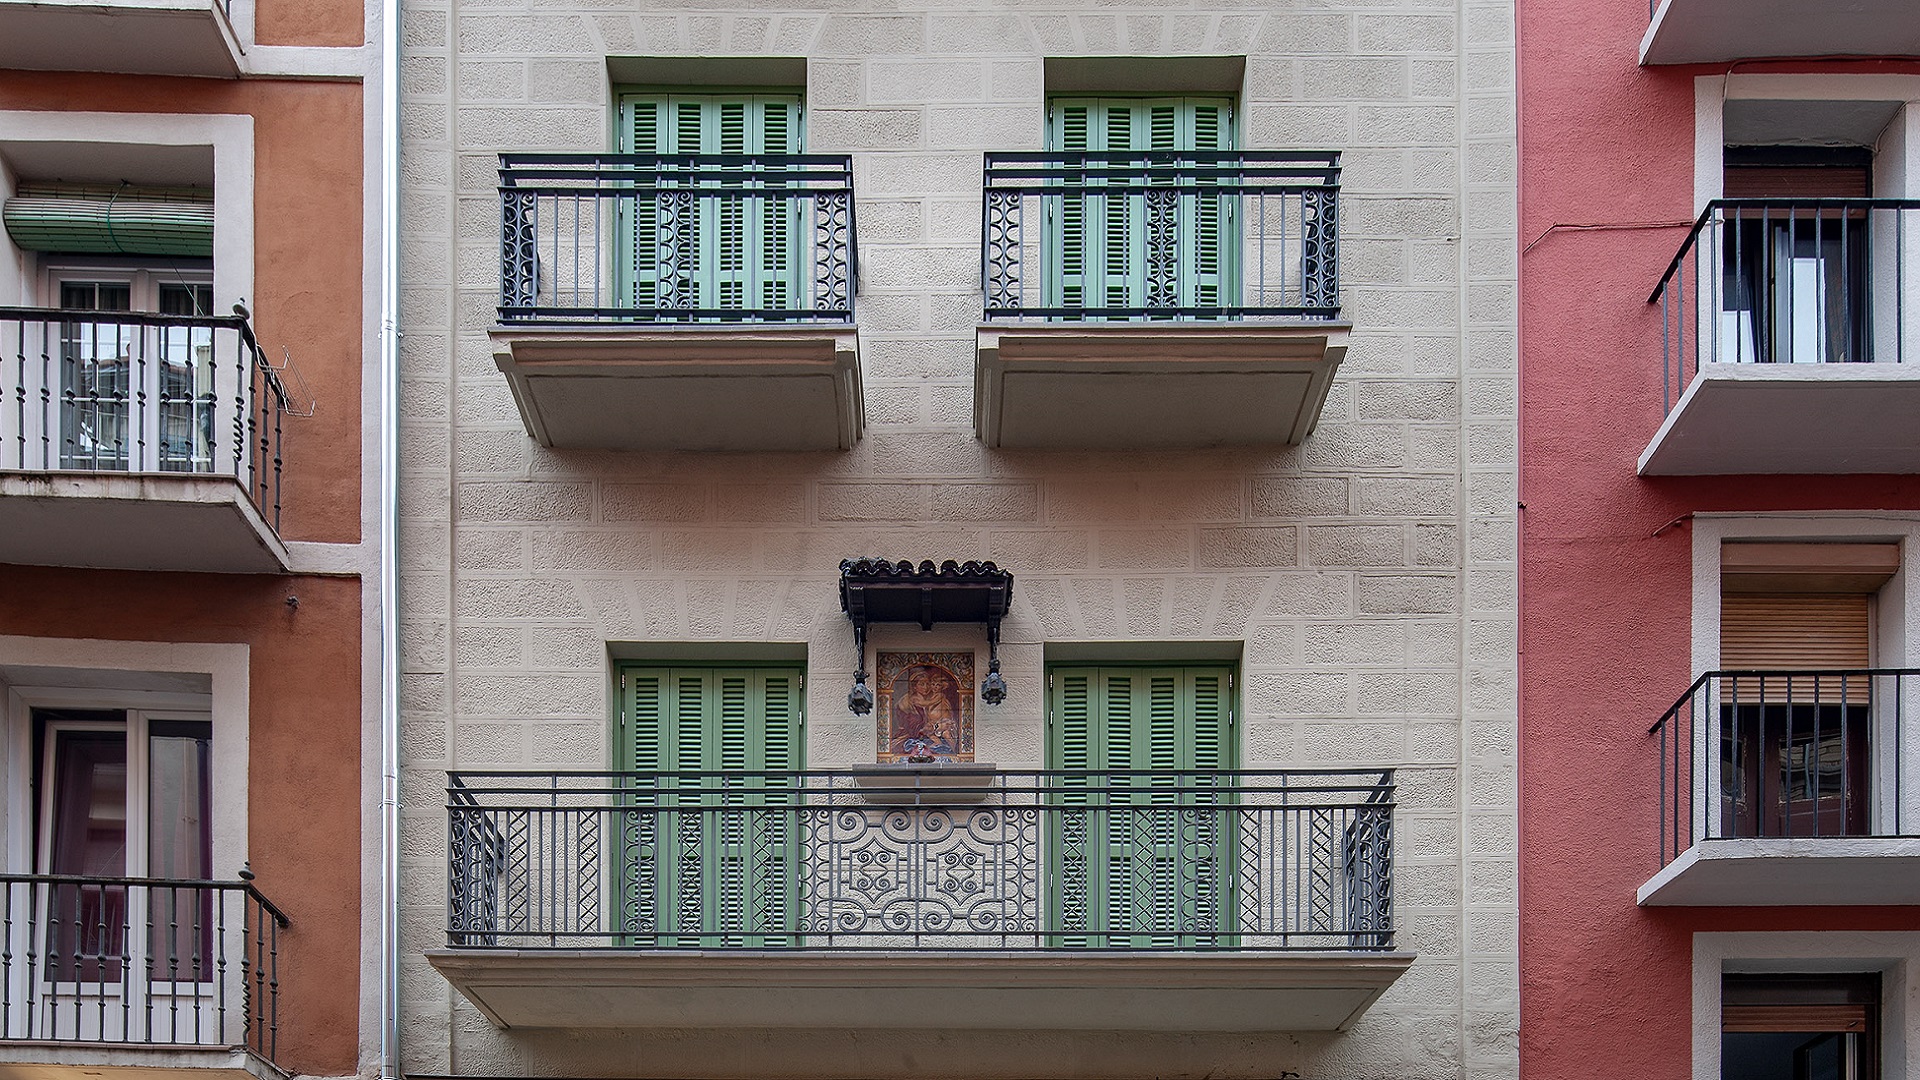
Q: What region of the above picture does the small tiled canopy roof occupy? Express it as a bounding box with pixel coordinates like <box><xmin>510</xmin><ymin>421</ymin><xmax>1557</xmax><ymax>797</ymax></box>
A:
<box><xmin>838</xmin><ymin>558</ymin><xmax>1014</xmax><ymax>631</ymax></box>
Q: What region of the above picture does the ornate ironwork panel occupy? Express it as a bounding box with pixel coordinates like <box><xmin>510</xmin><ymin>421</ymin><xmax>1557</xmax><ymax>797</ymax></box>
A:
<box><xmin>500</xmin><ymin>190</ymin><xmax>537</xmax><ymax>309</ymax></box>
<box><xmin>1301</xmin><ymin>187</ymin><xmax>1339</xmax><ymax>310</ymax></box>
<box><xmin>812</xmin><ymin>190</ymin><xmax>852</xmax><ymax>315</ymax></box>
<box><xmin>1144</xmin><ymin>187</ymin><xmax>1180</xmax><ymax>310</ymax></box>
<box><xmin>984</xmin><ymin>189</ymin><xmax>1023</xmax><ymax>311</ymax></box>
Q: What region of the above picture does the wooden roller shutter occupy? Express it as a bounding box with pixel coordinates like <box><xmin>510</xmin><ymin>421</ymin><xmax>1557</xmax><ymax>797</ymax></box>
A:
<box><xmin>1723</xmin><ymin>164</ymin><xmax>1870</xmax><ymax>199</ymax></box>
<box><xmin>1721</xmin><ymin>593</ymin><xmax>1870</xmax><ymax>702</ymax></box>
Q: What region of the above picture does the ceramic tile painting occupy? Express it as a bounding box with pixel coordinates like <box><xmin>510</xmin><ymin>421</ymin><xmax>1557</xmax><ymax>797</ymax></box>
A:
<box><xmin>876</xmin><ymin>650</ymin><xmax>975</xmax><ymax>763</ymax></box>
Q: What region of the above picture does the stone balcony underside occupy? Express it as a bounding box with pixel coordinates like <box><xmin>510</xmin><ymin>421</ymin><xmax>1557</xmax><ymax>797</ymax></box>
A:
<box><xmin>427</xmin><ymin>949</ymin><xmax>1415</xmax><ymax>1034</ymax></box>
<box><xmin>974</xmin><ymin>322</ymin><xmax>1350</xmax><ymax>449</ymax></box>
<box><xmin>1641</xmin><ymin>0</ymin><xmax>1920</xmax><ymax>63</ymax></box>
<box><xmin>0</xmin><ymin>472</ymin><xmax>288</xmax><ymax>574</ymax></box>
<box><xmin>0</xmin><ymin>1</ymin><xmax>243</xmax><ymax>77</ymax></box>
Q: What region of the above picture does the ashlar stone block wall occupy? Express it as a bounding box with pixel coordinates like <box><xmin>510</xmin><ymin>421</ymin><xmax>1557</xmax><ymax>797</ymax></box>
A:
<box><xmin>398</xmin><ymin>2</ymin><xmax>1517</xmax><ymax>1077</ymax></box>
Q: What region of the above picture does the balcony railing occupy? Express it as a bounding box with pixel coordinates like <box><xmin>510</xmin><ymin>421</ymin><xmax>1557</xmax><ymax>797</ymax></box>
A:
<box><xmin>497</xmin><ymin>154</ymin><xmax>857</xmax><ymax>325</ymax></box>
<box><xmin>0</xmin><ymin>874</ymin><xmax>287</xmax><ymax>1059</ymax></box>
<box><xmin>0</xmin><ymin>307</ymin><xmax>290</xmax><ymax>529</ymax></box>
<box><xmin>980</xmin><ymin>151</ymin><xmax>1340</xmax><ymax>322</ymax></box>
<box><xmin>1652</xmin><ymin>668</ymin><xmax>1918</xmax><ymax>868</ymax></box>
<box><xmin>445</xmin><ymin>768</ymin><xmax>1394</xmax><ymax>952</ymax></box>
<box><xmin>1649</xmin><ymin>199</ymin><xmax>1919</xmax><ymax>412</ymax></box>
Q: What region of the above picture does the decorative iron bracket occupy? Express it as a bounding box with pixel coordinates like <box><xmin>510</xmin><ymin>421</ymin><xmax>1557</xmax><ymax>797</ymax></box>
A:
<box><xmin>838</xmin><ymin>558</ymin><xmax>1015</xmax><ymax>713</ymax></box>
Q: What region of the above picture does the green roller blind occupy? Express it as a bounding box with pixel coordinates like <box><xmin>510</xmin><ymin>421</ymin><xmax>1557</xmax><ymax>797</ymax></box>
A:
<box><xmin>3</xmin><ymin>183</ymin><xmax>213</xmax><ymax>258</ymax></box>
<box><xmin>617</xmin><ymin>666</ymin><xmax>803</xmax><ymax>947</ymax></box>
<box><xmin>617</xmin><ymin>94</ymin><xmax>805</xmax><ymax>316</ymax></box>
<box><xmin>1044</xmin><ymin>97</ymin><xmax>1236</xmax><ymax>315</ymax></box>
<box><xmin>1046</xmin><ymin>666</ymin><xmax>1235</xmax><ymax>947</ymax></box>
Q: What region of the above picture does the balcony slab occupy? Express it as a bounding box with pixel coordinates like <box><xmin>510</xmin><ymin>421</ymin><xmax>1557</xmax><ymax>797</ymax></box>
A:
<box><xmin>1638</xmin><ymin>837</ymin><xmax>1920</xmax><ymax>906</ymax></box>
<box><xmin>0</xmin><ymin>1044</ymin><xmax>283</xmax><ymax>1080</ymax></box>
<box><xmin>1641</xmin><ymin>0</ymin><xmax>1920</xmax><ymax>64</ymax></box>
<box><xmin>1638</xmin><ymin>363</ymin><xmax>1920</xmax><ymax>476</ymax></box>
<box><xmin>491</xmin><ymin>324</ymin><xmax>862</xmax><ymax>451</ymax></box>
<box><xmin>0</xmin><ymin>1</ymin><xmax>243</xmax><ymax>78</ymax></box>
<box><xmin>427</xmin><ymin>948</ymin><xmax>1413</xmax><ymax>1034</ymax></box>
<box><xmin>974</xmin><ymin>322</ymin><xmax>1349</xmax><ymax>449</ymax></box>
<box><xmin>0</xmin><ymin>471</ymin><xmax>287</xmax><ymax>574</ymax></box>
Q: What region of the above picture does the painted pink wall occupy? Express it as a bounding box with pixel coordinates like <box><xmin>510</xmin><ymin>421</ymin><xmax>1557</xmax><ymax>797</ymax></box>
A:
<box><xmin>1518</xmin><ymin>2</ymin><xmax>1920</xmax><ymax>1077</ymax></box>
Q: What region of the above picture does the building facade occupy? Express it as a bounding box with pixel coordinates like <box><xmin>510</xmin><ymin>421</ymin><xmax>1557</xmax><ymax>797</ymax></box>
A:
<box><xmin>399</xmin><ymin>2</ymin><xmax>1518</xmax><ymax>1077</ymax></box>
<box><xmin>1520</xmin><ymin>2</ymin><xmax>1920</xmax><ymax>1078</ymax></box>
<box><xmin>0</xmin><ymin>3</ymin><xmax>387</xmax><ymax>1080</ymax></box>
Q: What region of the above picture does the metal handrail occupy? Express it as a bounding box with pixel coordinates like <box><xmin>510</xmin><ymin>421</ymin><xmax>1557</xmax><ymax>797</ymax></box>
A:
<box><xmin>0</xmin><ymin>305</ymin><xmax>291</xmax><ymax>529</ymax></box>
<box><xmin>446</xmin><ymin>768</ymin><xmax>1395</xmax><ymax>952</ymax></box>
<box><xmin>1647</xmin><ymin>198</ymin><xmax>1919</xmax><ymax>413</ymax></box>
<box><xmin>497</xmin><ymin>153</ymin><xmax>858</xmax><ymax>326</ymax></box>
<box><xmin>1650</xmin><ymin>668</ymin><xmax>1918</xmax><ymax>869</ymax></box>
<box><xmin>0</xmin><ymin>873</ymin><xmax>286</xmax><ymax>1059</ymax></box>
<box><xmin>980</xmin><ymin>150</ymin><xmax>1342</xmax><ymax>322</ymax></box>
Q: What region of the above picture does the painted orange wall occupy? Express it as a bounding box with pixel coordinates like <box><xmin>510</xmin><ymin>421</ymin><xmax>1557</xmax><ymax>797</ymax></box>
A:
<box><xmin>0</xmin><ymin>567</ymin><xmax>362</xmax><ymax>1076</ymax></box>
<box><xmin>256</xmin><ymin>0</ymin><xmax>364</xmax><ymax>49</ymax></box>
<box><xmin>0</xmin><ymin>72</ymin><xmax>365</xmax><ymax>546</ymax></box>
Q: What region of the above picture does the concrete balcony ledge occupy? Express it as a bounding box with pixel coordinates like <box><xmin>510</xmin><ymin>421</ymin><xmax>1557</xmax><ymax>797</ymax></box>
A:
<box><xmin>490</xmin><ymin>323</ymin><xmax>863</xmax><ymax>451</ymax></box>
<box><xmin>1641</xmin><ymin>0</ymin><xmax>1920</xmax><ymax>64</ymax></box>
<box><xmin>427</xmin><ymin>948</ymin><xmax>1414</xmax><ymax>1034</ymax></box>
<box><xmin>0</xmin><ymin>471</ymin><xmax>288</xmax><ymax>574</ymax></box>
<box><xmin>973</xmin><ymin>322</ymin><xmax>1350</xmax><ymax>449</ymax></box>
<box><xmin>1638</xmin><ymin>836</ymin><xmax>1920</xmax><ymax>906</ymax></box>
<box><xmin>0</xmin><ymin>1042</ymin><xmax>284</xmax><ymax>1080</ymax></box>
<box><xmin>1638</xmin><ymin>363</ymin><xmax>1920</xmax><ymax>476</ymax></box>
<box><xmin>0</xmin><ymin>1</ymin><xmax>243</xmax><ymax>77</ymax></box>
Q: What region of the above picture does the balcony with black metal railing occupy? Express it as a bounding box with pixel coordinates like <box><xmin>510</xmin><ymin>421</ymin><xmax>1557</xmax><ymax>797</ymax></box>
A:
<box><xmin>0</xmin><ymin>873</ymin><xmax>287</xmax><ymax>1079</ymax></box>
<box><xmin>1641</xmin><ymin>199</ymin><xmax>1920</xmax><ymax>475</ymax></box>
<box><xmin>1641</xmin><ymin>0</ymin><xmax>1920</xmax><ymax>65</ymax></box>
<box><xmin>1642</xmin><ymin>668</ymin><xmax>1920</xmax><ymax>906</ymax></box>
<box><xmin>0</xmin><ymin>0</ymin><xmax>242</xmax><ymax>78</ymax></box>
<box><xmin>429</xmin><ymin>768</ymin><xmax>1410</xmax><ymax>1035</ymax></box>
<box><xmin>0</xmin><ymin>306</ymin><xmax>292</xmax><ymax>573</ymax></box>
<box><xmin>488</xmin><ymin>154</ymin><xmax>862</xmax><ymax>452</ymax></box>
<box><xmin>973</xmin><ymin>151</ymin><xmax>1349</xmax><ymax>448</ymax></box>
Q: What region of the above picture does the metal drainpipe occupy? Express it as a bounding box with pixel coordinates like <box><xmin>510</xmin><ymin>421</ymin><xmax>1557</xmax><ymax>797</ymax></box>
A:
<box><xmin>378</xmin><ymin>0</ymin><xmax>402</xmax><ymax>1072</ymax></box>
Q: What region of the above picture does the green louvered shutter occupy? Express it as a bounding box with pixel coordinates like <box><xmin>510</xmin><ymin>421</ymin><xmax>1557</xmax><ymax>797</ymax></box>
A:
<box><xmin>616</xmin><ymin>94</ymin><xmax>804</xmax><ymax>320</ymax></box>
<box><xmin>1044</xmin><ymin>97</ymin><xmax>1237</xmax><ymax>318</ymax></box>
<box><xmin>1046</xmin><ymin>666</ymin><xmax>1235</xmax><ymax>948</ymax></box>
<box><xmin>618</xmin><ymin>666</ymin><xmax>803</xmax><ymax>947</ymax></box>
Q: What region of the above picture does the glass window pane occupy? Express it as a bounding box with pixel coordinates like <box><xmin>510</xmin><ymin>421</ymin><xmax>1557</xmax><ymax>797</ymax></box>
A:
<box><xmin>47</xmin><ymin>727</ymin><xmax>129</xmax><ymax>983</ymax></box>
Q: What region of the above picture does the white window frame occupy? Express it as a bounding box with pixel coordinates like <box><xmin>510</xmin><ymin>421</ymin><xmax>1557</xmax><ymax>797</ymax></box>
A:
<box><xmin>1694</xmin><ymin>931</ymin><xmax>1919</xmax><ymax>1080</ymax></box>
<box><xmin>1691</xmin><ymin>514</ymin><xmax>1920</xmax><ymax>837</ymax></box>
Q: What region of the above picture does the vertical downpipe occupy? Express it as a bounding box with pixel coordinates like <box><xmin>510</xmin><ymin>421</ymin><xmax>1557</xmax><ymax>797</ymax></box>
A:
<box><xmin>378</xmin><ymin>0</ymin><xmax>403</xmax><ymax>1073</ymax></box>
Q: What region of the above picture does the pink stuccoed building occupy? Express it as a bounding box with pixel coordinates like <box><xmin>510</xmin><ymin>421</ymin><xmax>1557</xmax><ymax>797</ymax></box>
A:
<box><xmin>1520</xmin><ymin>1</ymin><xmax>1920</xmax><ymax>1077</ymax></box>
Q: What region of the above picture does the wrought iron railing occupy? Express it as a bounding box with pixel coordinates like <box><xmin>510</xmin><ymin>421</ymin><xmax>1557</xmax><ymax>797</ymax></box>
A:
<box><xmin>497</xmin><ymin>154</ymin><xmax>857</xmax><ymax>324</ymax></box>
<box><xmin>0</xmin><ymin>307</ymin><xmax>290</xmax><ymax>529</ymax></box>
<box><xmin>1651</xmin><ymin>668</ymin><xmax>1919</xmax><ymax>868</ymax></box>
<box><xmin>0</xmin><ymin>874</ymin><xmax>287</xmax><ymax>1059</ymax></box>
<box><xmin>1648</xmin><ymin>199</ymin><xmax>1920</xmax><ymax>413</ymax></box>
<box><xmin>446</xmin><ymin>768</ymin><xmax>1394</xmax><ymax>951</ymax></box>
<box><xmin>980</xmin><ymin>151</ymin><xmax>1340</xmax><ymax>322</ymax></box>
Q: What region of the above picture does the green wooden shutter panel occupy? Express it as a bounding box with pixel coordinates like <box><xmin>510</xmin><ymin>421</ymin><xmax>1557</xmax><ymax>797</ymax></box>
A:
<box><xmin>1046</xmin><ymin>665</ymin><xmax>1235</xmax><ymax>948</ymax></box>
<box><xmin>616</xmin><ymin>94</ymin><xmax>805</xmax><ymax>319</ymax></box>
<box><xmin>617</xmin><ymin>665</ymin><xmax>803</xmax><ymax>946</ymax></box>
<box><xmin>1043</xmin><ymin>97</ymin><xmax>1238</xmax><ymax>316</ymax></box>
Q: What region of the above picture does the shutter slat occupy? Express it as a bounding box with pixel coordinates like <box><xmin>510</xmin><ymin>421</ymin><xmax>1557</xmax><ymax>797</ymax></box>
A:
<box><xmin>1722</xmin><ymin>593</ymin><xmax>1871</xmax><ymax>703</ymax></box>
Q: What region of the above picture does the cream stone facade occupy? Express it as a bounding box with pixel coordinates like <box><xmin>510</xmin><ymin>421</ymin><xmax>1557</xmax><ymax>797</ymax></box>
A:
<box><xmin>397</xmin><ymin>2</ymin><xmax>1518</xmax><ymax>1078</ymax></box>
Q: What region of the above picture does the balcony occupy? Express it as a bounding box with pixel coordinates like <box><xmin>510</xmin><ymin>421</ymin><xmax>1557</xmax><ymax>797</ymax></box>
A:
<box><xmin>489</xmin><ymin>155</ymin><xmax>862</xmax><ymax>452</ymax></box>
<box><xmin>0</xmin><ymin>307</ymin><xmax>291</xmax><ymax>573</ymax></box>
<box><xmin>430</xmin><ymin>769</ymin><xmax>1410</xmax><ymax>1035</ymax></box>
<box><xmin>1641</xmin><ymin>0</ymin><xmax>1920</xmax><ymax>65</ymax></box>
<box><xmin>0</xmin><ymin>1</ymin><xmax>243</xmax><ymax>78</ymax></box>
<box><xmin>1642</xmin><ymin>669</ymin><xmax>1920</xmax><ymax>906</ymax></box>
<box><xmin>974</xmin><ymin>152</ymin><xmax>1349</xmax><ymax>449</ymax></box>
<box><xmin>0</xmin><ymin>874</ymin><xmax>287</xmax><ymax>1078</ymax></box>
<box><xmin>1641</xmin><ymin>199</ymin><xmax>1920</xmax><ymax>475</ymax></box>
